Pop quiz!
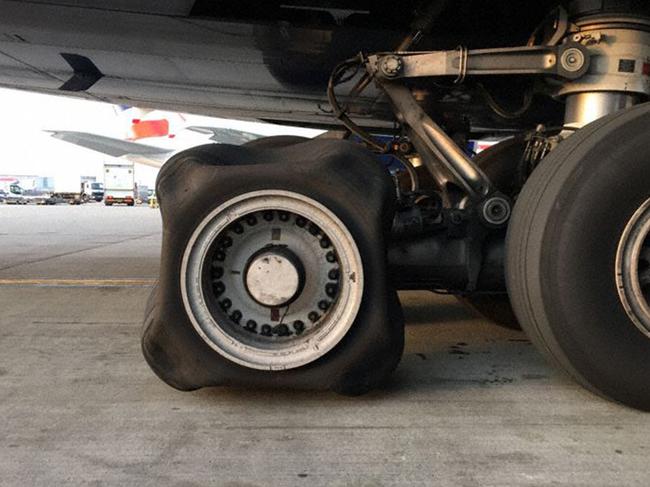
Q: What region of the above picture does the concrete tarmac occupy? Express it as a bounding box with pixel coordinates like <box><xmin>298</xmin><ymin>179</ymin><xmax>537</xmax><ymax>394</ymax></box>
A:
<box><xmin>1</xmin><ymin>204</ymin><xmax>649</xmax><ymax>486</ymax></box>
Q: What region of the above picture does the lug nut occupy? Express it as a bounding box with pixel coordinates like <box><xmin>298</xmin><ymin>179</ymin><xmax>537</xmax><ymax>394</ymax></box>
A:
<box><xmin>293</xmin><ymin>320</ymin><xmax>305</xmax><ymax>335</ymax></box>
<box><xmin>232</xmin><ymin>223</ymin><xmax>244</xmax><ymax>234</ymax></box>
<box><xmin>245</xmin><ymin>214</ymin><xmax>258</xmax><ymax>226</ymax></box>
<box><xmin>220</xmin><ymin>298</ymin><xmax>232</xmax><ymax>310</ymax></box>
<box><xmin>295</xmin><ymin>216</ymin><xmax>307</xmax><ymax>227</ymax></box>
<box><xmin>261</xmin><ymin>324</ymin><xmax>273</xmax><ymax>336</ymax></box>
<box><xmin>328</xmin><ymin>268</ymin><xmax>340</xmax><ymax>280</ymax></box>
<box><xmin>230</xmin><ymin>310</ymin><xmax>242</xmax><ymax>324</ymax></box>
<box><xmin>263</xmin><ymin>210</ymin><xmax>274</xmax><ymax>221</ymax></box>
<box><xmin>278</xmin><ymin>211</ymin><xmax>290</xmax><ymax>222</ymax></box>
<box><xmin>320</xmin><ymin>237</ymin><xmax>331</xmax><ymax>249</ymax></box>
<box><xmin>273</xmin><ymin>324</ymin><xmax>291</xmax><ymax>336</ymax></box>
<box><xmin>308</xmin><ymin>311</ymin><xmax>320</xmax><ymax>323</ymax></box>
<box><xmin>325</xmin><ymin>283</ymin><xmax>338</xmax><ymax>298</ymax></box>
<box><xmin>219</xmin><ymin>236</ymin><xmax>233</xmax><ymax>248</ymax></box>
<box><xmin>214</xmin><ymin>251</ymin><xmax>226</xmax><ymax>262</ymax></box>
<box><xmin>213</xmin><ymin>281</ymin><xmax>225</xmax><ymax>296</ymax></box>
<box><xmin>212</xmin><ymin>267</ymin><xmax>224</xmax><ymax>279</ymax></box>
<box><xmin>318</xmin><ymin>300</ymin><xmax>330</xmax><ymax>311</ymax></box>
<box><xmin>245</xmin><ymin>320</ymin><xmax>257</xmax><ymax>332</ymax></box>
<box><xmin>326</xmin><ymin>251</ymin><xmax>337</xmax><ymax>263</ymax></box>
<box><xmin>308</xmin><ymin>223</ymin><xmax>320</xmax><ymax>236</ymax></box>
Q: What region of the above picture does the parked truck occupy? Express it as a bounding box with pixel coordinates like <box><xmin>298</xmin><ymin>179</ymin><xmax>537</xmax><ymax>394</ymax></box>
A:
<box><xmin>81</xmin><ymin>181</ymin><xmax>104</xmax><ymax>202</ymax></box>
<box><xmin>103</xmin><ymin>163</ymin><xmax>135</xmax><ymax>206</ymax></box>
<box><xmin>51</xmin><ymin>173</ymin><xmax>84</xmax><ymax>204</ymax></box>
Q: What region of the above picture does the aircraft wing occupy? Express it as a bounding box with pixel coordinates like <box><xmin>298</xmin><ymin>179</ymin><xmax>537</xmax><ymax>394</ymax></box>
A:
<box><xmin>47</xmin><ymin>130</ymin><xmax>172</xmax><ymax>168</ymax></box>
<box><xmin>186</xmin><ymin>126</ymin><xmax>262</xmax><ymax>145</ymax></box>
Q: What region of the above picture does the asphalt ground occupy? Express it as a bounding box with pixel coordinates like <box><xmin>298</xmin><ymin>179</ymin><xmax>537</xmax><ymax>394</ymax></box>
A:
<box><xmin>1</xmin><ymin>204</ymin><xmax>649</xmax><ymax>486</ymax></box>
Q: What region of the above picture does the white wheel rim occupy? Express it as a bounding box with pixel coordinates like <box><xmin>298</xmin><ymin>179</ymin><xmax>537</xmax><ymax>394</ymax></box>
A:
<box><xmin>180</xmin><ymin>190</ymin><xmax>364</xmax><ymax>370</ymax></box>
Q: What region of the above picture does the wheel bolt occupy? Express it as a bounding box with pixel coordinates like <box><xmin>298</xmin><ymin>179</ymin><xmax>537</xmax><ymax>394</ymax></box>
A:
<box><xmin>220</xmin><ymin>298</ymin><xmax>232</xmax><ymax>310</ymax></box>
<box><xmin>245</xmin><ymin>320</ymin><xmax>257</xmax><ymax>332</ymax></box>
<box><xmin>308</xmin><ymin>311</ymin><xmax>320</xmax><ymax>323</ymax></box>
<box><xmin>293</xmin><ymin>320</ymin><xmax>305</xmax><ymax>335</ymax></box>
<box><xmin>295</xmin><ymin>216</ymin><xmax>307</xmax><ymax>227</ymax></box>
<box><xmin>213</xmin><ymin>281</ymin><xmax>225</xmax><ymax>296</ymax></box>
<box><xmin>214</xmin><ymin>251</ymin><xmax>226</xmax><ymax>262</ymax></box>
<box><xmin>326</xmin><ymin>251</ymin><xmax>337</xmax><ymax>263</ymax></box>
<box><xmin>212</xmin><ymin>267</ymin><xmax>224</xmax><ymax>279</ymax></box>
<box><xmin>320</xmin><ymin>237</ymin><xmax>330</xmax><ymax>248</ymax></box>
<box><xmin>263</xmin><ymin>210</ymin><xmax>274</xmax><ymax>221</ymax></box>
<box><xmin>273</xmin><ymin>324</ymin><xmax>291</xmax><ymax>336</ymax></box>
<box><xmin>318</xmin><ymin>300</ymin><xmax>330</xmax><ymax>311</ymax></box>
<box><xmin>232</xmin><ymin>223</ymin><xmax>244</xmax><ymax>234</ymax></box>
<box><xmin>325</xmin><ymin>283</ymin><xmax>338</xmax><ymax>297</ymax></box>
<box><xmin>278</xmin><ymin>211</ymin><xmax>290</xmax><ymax>222</ymax></box>
<box><xmin>261</xmin><ymin>324</ymin><xmax>272</xmax><ymax>336</ymax></box>
<box><xmin>308</xmin><ymin>223</ymin><xmax>320</xmax><ymax>236</ymax></box>
<box><xmin>220</xmin><ymin>236</ymin><xmax>233</xmax><ymax>248</ymax></box>
<box><xmin>230</xmin><ymin>310</ymin><xmax>242</xmax><ymax>324</ymax></box>
<box><xmin>245</xmin><ymin>214</ymin><xmax>258</xmax><ymax>226</ymax></box>
<box><xmin>328</xmin><ymin>268</ymin><xmax>340</xmax><ymax>280</ymax></box>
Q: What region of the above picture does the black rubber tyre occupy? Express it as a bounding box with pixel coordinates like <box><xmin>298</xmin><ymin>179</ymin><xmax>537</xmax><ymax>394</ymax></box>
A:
<box><xmin>460</xmin><ymin>137</ymin><xmax>526</xmax><ymax>330</ymax></box>
<box><xmin>506</xmin><ymin>103</ymin><xmax>650</xmax><ymax>410</ymax></box>
<box><xmin>244</xmin><ymin>135</ymin><xmax>308</xmax><ymax>149</ymax></box>
<box><xmin>142</xmin><ymin>138</ymin><xmax>404</xmax><ymax>395</ymax></box>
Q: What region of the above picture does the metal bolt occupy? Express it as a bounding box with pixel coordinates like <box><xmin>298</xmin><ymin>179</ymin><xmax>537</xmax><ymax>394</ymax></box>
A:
<box><xmin>380</xmin><ymin>55</ymin><xmax>403</xmax><ymax>78</ymax></box>
<box><xmin>325</xmin><ymin>283</ymin><xmax>338</xmax><ymax>298</ymax></box>
<box><xmin>245</xmin><ymin>320</ymin><xmax>257</xmax><ymax>332</ymax></box>
<box><xmin>326</xmin><ymin>251</ymin><xmax>337</xmax><ymax>263</ymax></box>
<box><xmin>308</xmin><ymin>311</ymin><xmax>320</xmax><ymax>323</ymax></box>
<box><xmin>293</xmin><ymin>320</ymin><xmax>305</xmax><ymax>335</ymax></box>
<box><xmin>318</xmin><ymin>300</ymin><xmax>330</xmax><ymax>311</ymax></box>
<box><xmin>245</xmin><ymin>214</ymin><xmax>258</xmax><ymax>226</ymax></box>
<box><xmin>560</xmin><ymin>47</ymin><xmax>585</xmax><ymax>72</ymax></box>
<box><xmin>328</xmin><ymin>268</ymin><xmax>340</xmax><ymax>280</ymax></box>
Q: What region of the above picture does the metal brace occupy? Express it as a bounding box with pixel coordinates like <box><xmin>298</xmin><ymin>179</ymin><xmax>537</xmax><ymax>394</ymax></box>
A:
<box><xmin>366</xmin><ymin>43</ymin><xmax>591</xmax><ymax>225</ymax></box>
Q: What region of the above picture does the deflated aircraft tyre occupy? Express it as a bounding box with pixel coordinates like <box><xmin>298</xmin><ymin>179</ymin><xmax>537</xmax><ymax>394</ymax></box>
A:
<box><xmin>506</xmin><ymin>103</ymin><xmax>650</xmax><ymax>410</ymax></box>
<box><xmin>460</xmin><ymin>137</ymin><xmax>526</xmax><ymax>330</ymax></box>
<box><xmin>142</xmin><ymin>139</ymin><xmax>404</xmax><ymax>395</ymax></box>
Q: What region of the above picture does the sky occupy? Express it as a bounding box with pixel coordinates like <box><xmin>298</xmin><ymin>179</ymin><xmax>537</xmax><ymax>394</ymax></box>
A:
<box><xmin>0</xmin><ymin>88</ymin><xmax>322</xmax><ymax>188</ymax></box>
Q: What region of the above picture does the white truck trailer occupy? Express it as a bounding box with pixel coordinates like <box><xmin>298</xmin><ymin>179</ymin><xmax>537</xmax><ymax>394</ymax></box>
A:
<box><xmin>51</xmin><ymin>173</ymin><xmax>84</xmax><ymax>204</ymax></box>
<box><xmin>103</xmin><ymin>162</ymin><xmax>135</xmax><ymax>206</ymax></box>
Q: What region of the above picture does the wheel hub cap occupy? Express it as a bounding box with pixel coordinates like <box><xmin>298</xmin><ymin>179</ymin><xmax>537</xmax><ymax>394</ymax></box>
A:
<box><xmin>245</xmin><ymin>248</ymin><xmax>304</xmax><ymax>307</ymax></box>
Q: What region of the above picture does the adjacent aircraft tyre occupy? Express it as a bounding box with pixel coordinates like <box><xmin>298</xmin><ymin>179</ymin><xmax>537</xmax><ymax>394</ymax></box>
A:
<box><xmin>459</xmin><ymin>137</ymin><xmax>526</xmax><ymax>330</ymax></box>
<box><xmin>506</xmin><ymin>103</ymin><xmax>650</xmax><ymax>410</ymax></box>
<box><xmin>142</xmin><ymin>139</ymin><xmax>404</xmax><ymax>394</ymax></box>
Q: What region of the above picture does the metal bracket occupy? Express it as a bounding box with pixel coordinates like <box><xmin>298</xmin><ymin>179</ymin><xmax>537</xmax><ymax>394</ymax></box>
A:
<box><xmin>368</xmin><ymin>42</ymin><xmax>590</xmax><ymax>82</ymax></box>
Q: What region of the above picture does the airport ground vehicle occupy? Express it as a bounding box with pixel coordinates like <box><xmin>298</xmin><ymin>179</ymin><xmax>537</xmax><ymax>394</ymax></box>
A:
<box><xmin>2</xmin><ymin>183</ymin><xmax>27</xmax><ymax>205</ymax></box>
<box><xmin>2</xmin><ymin>0</ymin><xmax>650</xmax><ymax>409</ymax></box>
<box><xmin>103</xmin><ymin>163</ymin><xmax>135</xmax><ymax>206</ymax></box>
<box><xmin>50</xmin><ymin>173</ymin><xmax>85</xmax><ymax>204</ymax></box>
<box><xmin>81</xmin><ymin>181</ymin><xmax>104</xmax><ymax>202</ymax></box>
